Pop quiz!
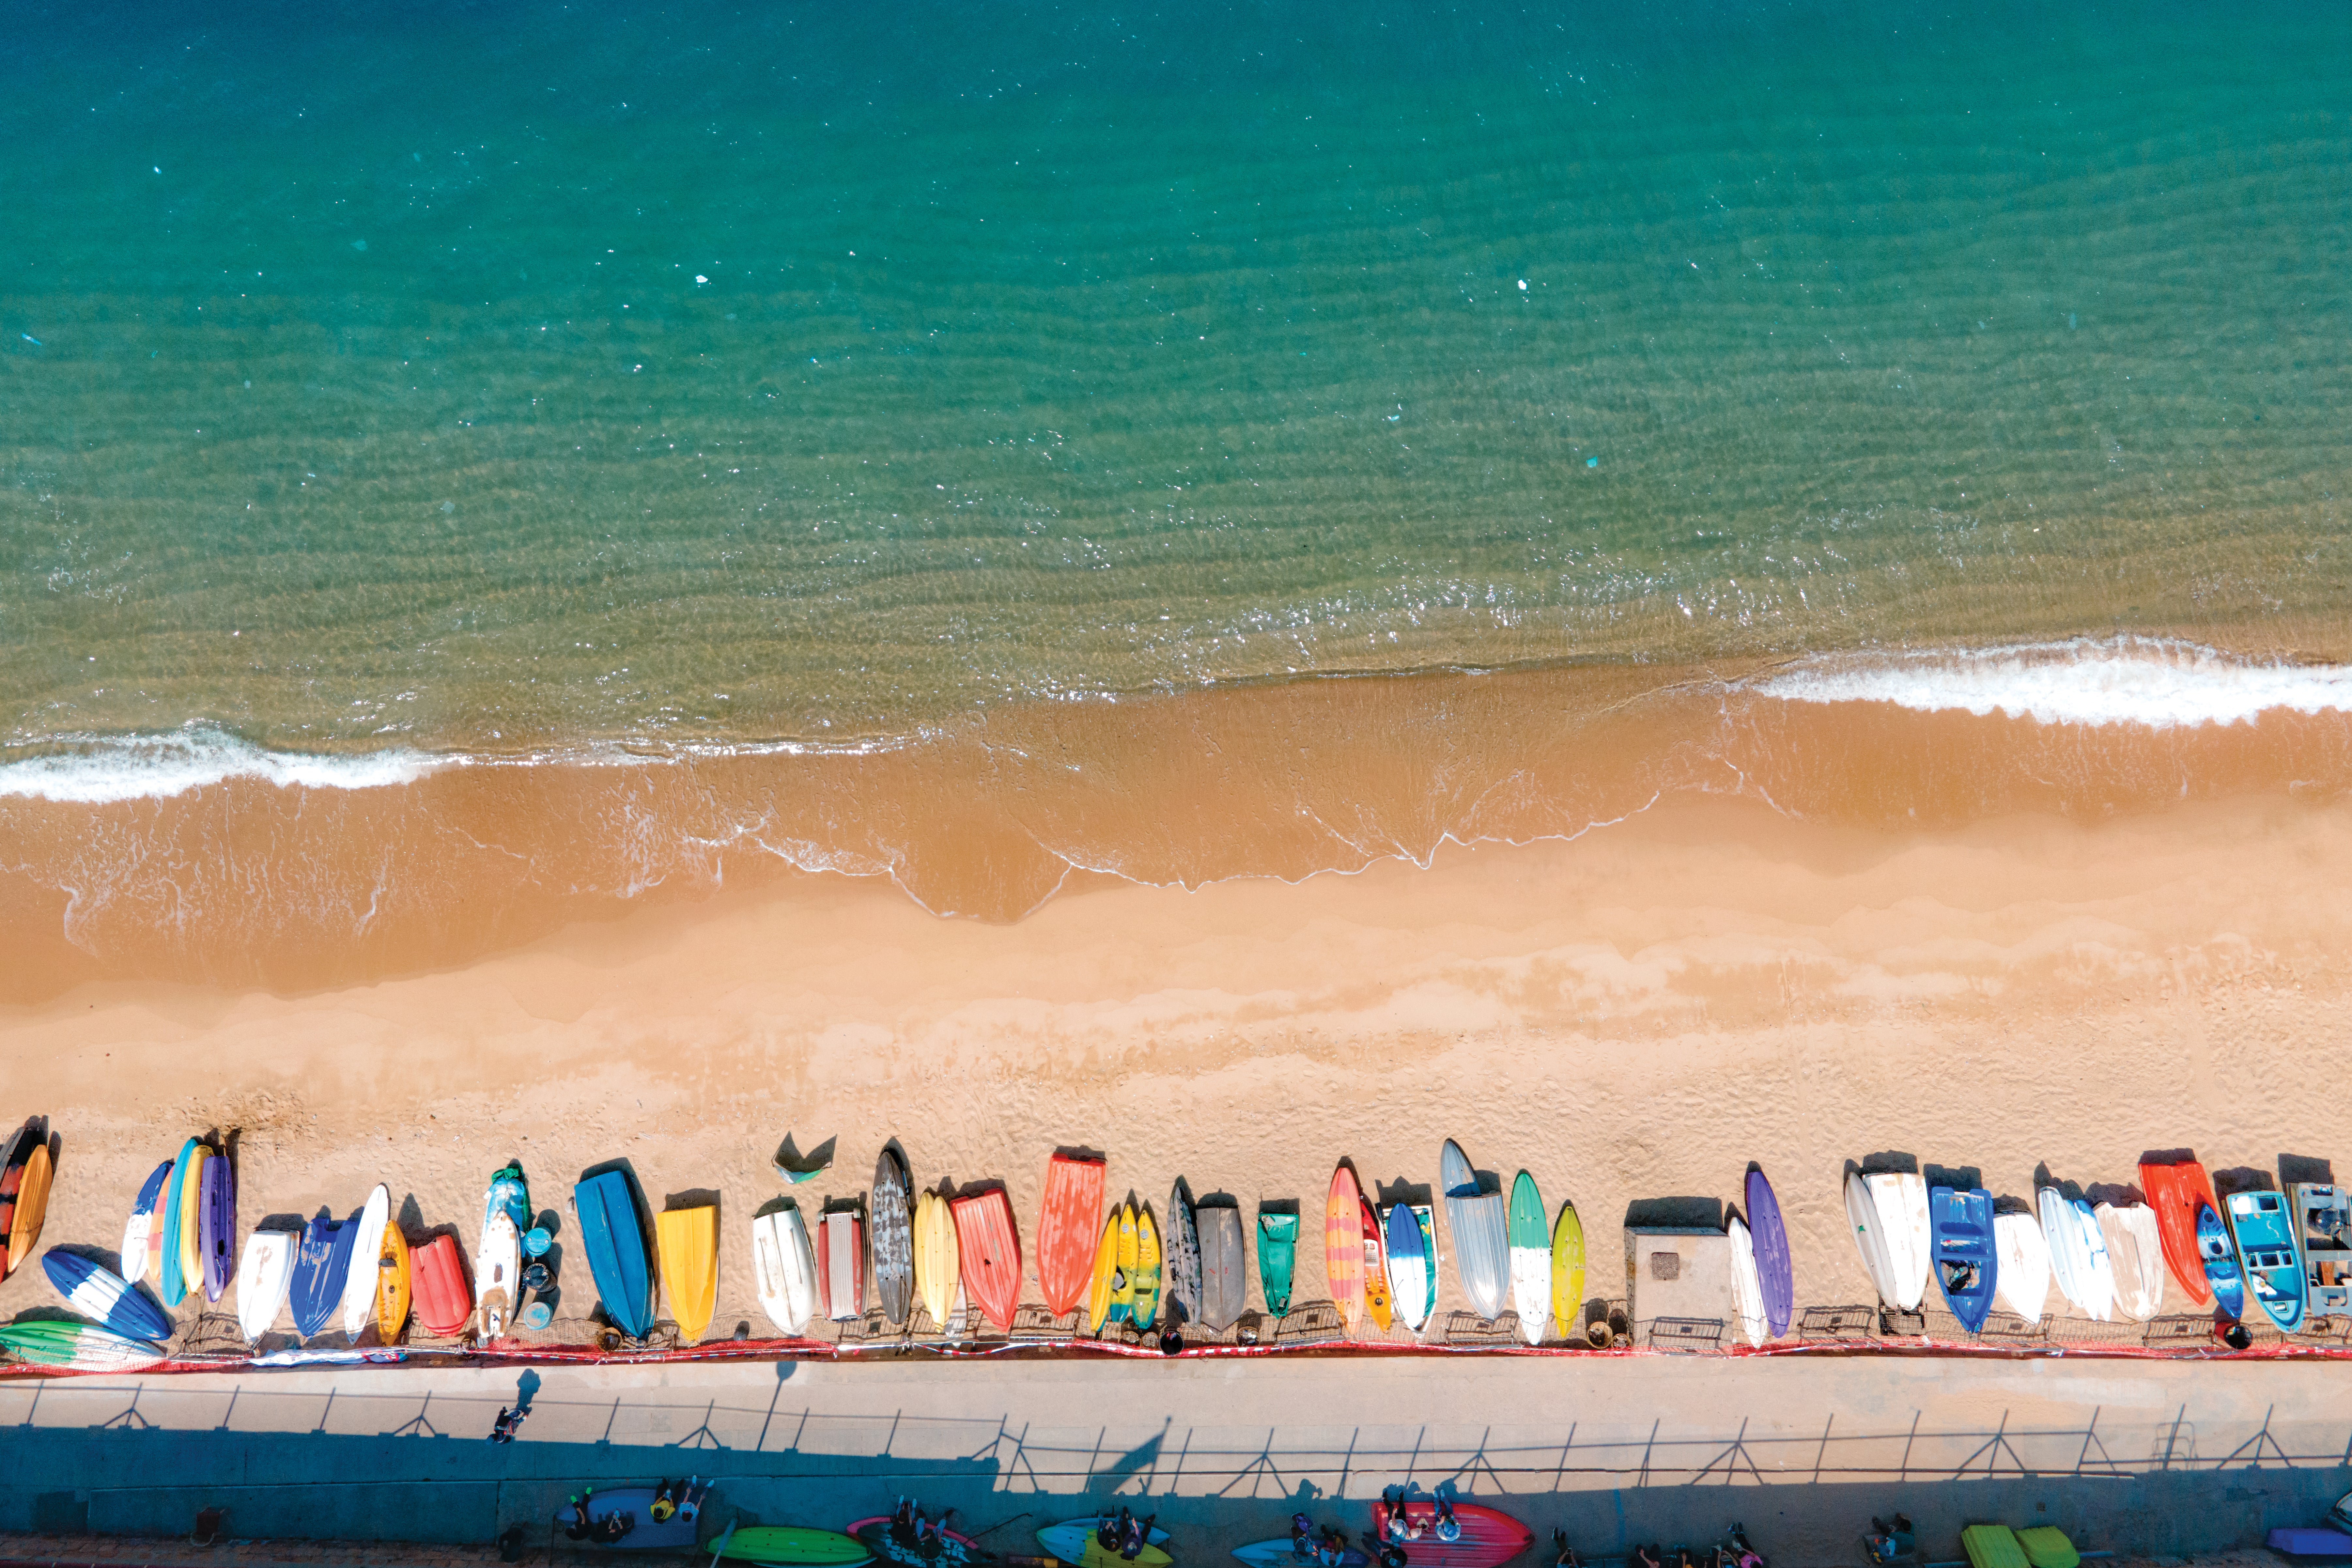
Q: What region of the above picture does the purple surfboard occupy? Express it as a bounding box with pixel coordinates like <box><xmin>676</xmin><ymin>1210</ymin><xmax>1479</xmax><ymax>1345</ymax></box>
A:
<box><xmin>201</xmin><ymin>1151</ymin><xmax>236</xmax><ymax>1302</ymax></box>
<box><xmin>1745</xmin><ymin>1165</ymin><xmax>1794</xmax><ymax>1338</ymax></box>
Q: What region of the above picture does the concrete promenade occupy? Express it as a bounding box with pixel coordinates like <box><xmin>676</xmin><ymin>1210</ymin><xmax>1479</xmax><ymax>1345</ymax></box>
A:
<box><xmin>1</xmin><ymin>1354</ymin><xmax>2347</xmax><ymax>1565</ymax></box>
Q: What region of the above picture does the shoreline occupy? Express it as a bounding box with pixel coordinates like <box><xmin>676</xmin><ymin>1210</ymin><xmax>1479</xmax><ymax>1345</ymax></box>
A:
<box><xmin>8</xmin><ymin>643</ymin><xmax>2352</xmax><ymax>997</ymax></box>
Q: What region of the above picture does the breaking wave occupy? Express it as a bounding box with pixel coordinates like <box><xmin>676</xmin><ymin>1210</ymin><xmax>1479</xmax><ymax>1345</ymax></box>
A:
<box><xmin>1752</xmin><ymin>638</ymin><xmax>2352</xmax><ymax>729</ymax></box>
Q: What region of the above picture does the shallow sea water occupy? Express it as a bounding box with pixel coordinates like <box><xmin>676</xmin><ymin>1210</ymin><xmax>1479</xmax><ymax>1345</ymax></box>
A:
<box><xmin>5</xmin><ymin>0</ymin><xmax>2348</xmax><ymax>753</ymax></box>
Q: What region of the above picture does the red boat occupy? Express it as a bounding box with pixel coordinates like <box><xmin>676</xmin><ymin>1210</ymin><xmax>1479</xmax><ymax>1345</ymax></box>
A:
<box><xmin>951</xmin><ymin>1188</ymin><xmax>1022</xmax><ymax>1329</ymax></box>
<box><xmin>1036</xmin><ymin>1154</ymin><xmax>1106</xmax><ymax>1318</ymax></box>
<box><xmin>411</xmin><ymin>1234</ymin><xmax>473</xmax><ymax>1338</ymax></box>
<box><xmin>1365</xmin><ymin>1502</ymin><xmax>1532</xmax><ymax>1568</ymax></box>
<box><xmin>2140</xmin><ymin>1157</ymin><xmax>2217</xmax><ymax>1307</ymax></box>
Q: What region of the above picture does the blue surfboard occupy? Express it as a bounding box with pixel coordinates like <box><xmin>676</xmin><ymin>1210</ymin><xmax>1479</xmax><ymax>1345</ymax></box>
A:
<box><xmin>42</xmin><ymin>1250</ymin><xmax>173</xmax><ymax>1343</ymax></box>
<box><xmin>288</xmin><ymin>1214</ymin><xmax>347</xmax><ymax>1338</ymax></box>
<box><xmin>158</xmin><ymin>1138</ymin><xmax>198</xmax><ymax>1307</ymax></box>
<box><xmin>575</xmin><ymin>1169</ymin><xmax>653</xmax><ymax>1338</ymax></box>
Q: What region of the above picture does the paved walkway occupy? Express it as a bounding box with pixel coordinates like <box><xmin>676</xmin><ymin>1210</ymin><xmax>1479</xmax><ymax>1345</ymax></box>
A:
<box><xmin>4</xmin><ymin>1356</ymin><xmax>2347</xmax><ymax>1565</ymax></box>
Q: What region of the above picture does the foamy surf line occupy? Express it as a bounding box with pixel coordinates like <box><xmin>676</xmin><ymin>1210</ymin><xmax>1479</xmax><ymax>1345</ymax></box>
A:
<box><xmin>1751</xmin><ymin>638</ymin><xmax>2352</xmax><ymax>729</ymax></box>
<box><xmin>0</xmin><ymin>724</ymin><xmax>936</xmax><ymax>805</ymax></box>
<box><xmin>0</xmin><ymin>728</ymin><xmax>445</xmax><ymax>804</ymax></box>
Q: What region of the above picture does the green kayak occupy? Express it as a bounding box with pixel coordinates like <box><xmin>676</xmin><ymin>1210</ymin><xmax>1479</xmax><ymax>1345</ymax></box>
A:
<box><xmin>1257</xmin><ymin>1209</ymin><xmax>1298</xmax><ymax>1315</ymax></box>
<box><xmin>720</xmin><ymin>1527</ymin><xmax>872</xmax><ymax>1566</ymax></box>
<box><xmin>0</xmin><ymin>1319</ymin><xmax>165</xmax><ymax>1372</ymax></box>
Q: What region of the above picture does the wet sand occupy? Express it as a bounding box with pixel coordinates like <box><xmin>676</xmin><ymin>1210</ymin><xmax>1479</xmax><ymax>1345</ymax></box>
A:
<box><xmin>3</xmin><ymin>788</ymin><xmax>2349</xmax><ymax>1345</ymax></box>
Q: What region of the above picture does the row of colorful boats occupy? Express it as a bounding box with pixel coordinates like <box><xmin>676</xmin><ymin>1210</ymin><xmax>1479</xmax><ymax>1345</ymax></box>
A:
<box><xmin>1851</xmin><ymin>1156</ymin><xmax>2352</xmax><ymax>1336</ymax></box>
<box><xmin>2</xmin><ymin>1118</ymin><xmax>2345</xmax><ymax>1372</ymax></box>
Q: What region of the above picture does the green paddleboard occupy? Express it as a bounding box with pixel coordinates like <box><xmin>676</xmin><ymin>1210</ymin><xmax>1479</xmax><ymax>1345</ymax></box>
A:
<box><xmin>721</xmin><ymin>1527</ymin><xmax>872</xmax><ymax>1566</ymax></box>
<box><xmin>1257</xmin><ymin>1209</ymin><xmax>1298</xmax><ymax>1315</ymax></box>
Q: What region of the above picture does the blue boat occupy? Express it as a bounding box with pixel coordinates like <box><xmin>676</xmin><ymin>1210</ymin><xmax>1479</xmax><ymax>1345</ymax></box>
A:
<box><xmin>158</xmin><ymin>1137</ymin><xmax>197</xmax><ymax>1308</ymax></box>
<box><xmin>288</xmin><ymin>1215</ymin><xmax>348</xmax><ymax>1339</ymax></box>
<box><xmin>575</xmin><ymin>1169</ymin><xmax>654</xmax><ymax>1338</ymax></box>
<box><xmin>2226</xmin><ymin>1188</ymin><xmax>2307</xmax><ymax>1332</ymax></box>
<box><xmin>1928</xmin><ymin>1186</ymin><xmax>1999</xmax><ymax>1333</ymax></box>
<box><xmin>2195</xmin><ymin>1200</ymin><xmax>2248</xmax><ymax>1321</ymax></box>
<box><xmin>41</xmin><ymin>1250</ymin><xmax>173</xmax><ymax>1343</ymax></box>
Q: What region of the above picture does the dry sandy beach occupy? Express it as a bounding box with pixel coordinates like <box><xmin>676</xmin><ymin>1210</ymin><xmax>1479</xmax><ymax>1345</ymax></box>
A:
<box><xmin>3</xmin><ymin>785</ymin><xmax>2348</xmax><ymax>1348</ymax></box>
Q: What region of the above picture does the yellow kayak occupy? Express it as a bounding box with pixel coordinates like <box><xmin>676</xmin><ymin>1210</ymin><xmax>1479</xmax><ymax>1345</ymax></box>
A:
<box><xmin>1131</xmin><ymin>1204</ymin><xmax>1163</xmax><ymax>1331</ymax></box>
<box><xmin>376</xmin><ymin>1219</ymin><xmax>412</xmax><ymax>1342</ymax></box>
<box><xmin>1086</xmin><ymin>1212</ymin><xmax>1121</xmax><ymax>1334</ymax></box>
<box><xmin>1551</xmin><ymin>1199</ymin><xmax>1587</xmax><ymax>1342</ymax></box>
<box><xmin>1111</xmin><ymin>1202</ymin><xmax>1138</xmax><ymax>1323</ymax></box>
<box><xmin>914</xmin><ymin>1189</ymin><xmax>958</xmax><ymax>1330</ymax></box>
<box><xmin>658</xmin><ymin>1205</ymin><xmax>719</xmax><ymax>1344</ymax></box>
<box><xmin>178</xmin><ymin>1144</ymin><xmax>209</xmax><ymax>1288</ymax></box>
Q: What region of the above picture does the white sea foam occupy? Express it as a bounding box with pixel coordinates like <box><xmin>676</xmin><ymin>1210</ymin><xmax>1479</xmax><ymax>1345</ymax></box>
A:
<box><xmin>1753</xmin><ymin>637</ymin><xmax>2352</xmax><ymax>728</ymax></box>
<box><xmin>0</xmin><ymin>726</ymin><xmax>444</xmax><ymax>804</ymax></box>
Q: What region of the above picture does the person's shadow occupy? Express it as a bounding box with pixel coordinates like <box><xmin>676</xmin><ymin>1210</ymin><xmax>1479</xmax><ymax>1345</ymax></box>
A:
<box><xmin>515</xmin><ymin>1368</ymin><xmax>542</xmax><ymax>1415</ymax></box>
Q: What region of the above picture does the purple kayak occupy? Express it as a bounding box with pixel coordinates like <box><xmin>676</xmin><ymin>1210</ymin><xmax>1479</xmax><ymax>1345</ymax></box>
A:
<box><xmin>1745</xmin><ymin>1165</ymin><xmax>1794</xmax><ymax>1338</ymax></box>
<box><xmin>201</xmin><ymin>1151</ymin><xmax>237</xmax><ymax>1302</ymax></box>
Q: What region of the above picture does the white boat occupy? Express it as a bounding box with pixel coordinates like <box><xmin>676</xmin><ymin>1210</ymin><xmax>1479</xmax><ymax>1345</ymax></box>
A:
<box><xmin>236</xmin><ymin>1230</ymin><xmax>295</xmax><ymax>1342</ymax></box>
<box><xmin>1866</xmin><ymin>1172</ymin><xmax>1930</xmax><ymax>1312</ymax></box>
<box><xmin>2097</xmin><ymin>1202</ymin><xmax>2166</xmax><ymax>1321</ymax></box>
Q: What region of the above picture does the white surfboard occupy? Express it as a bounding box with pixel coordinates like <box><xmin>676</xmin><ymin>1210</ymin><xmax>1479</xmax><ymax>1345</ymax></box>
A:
<box><xmin>1728</xmin><ymin>1215</ymin><xmax>1767</xmax><ymax>1347</ymax></box>
<box><xmin>475</xmin><ymin>1210</ymin><xmax>520</xmax><ymax>1340</ymax></box>
<box><xmin>2037</xmin><ymin>1187</ymin><xmax>2088</xmax><ymax>1312</ymax></box>
<box><xmin>1509</xmin><ymin>1238</ymin><xmax>1550</xmax><ymax>1347</ymax></box>
<box><xmin>1846</xmin><ymin>1171</ymin><xmax>1897</xmax><ymax>1303</ymax></box>
<box><xmin>236</xmin><ymin>1230</ymin><xmax>295</xmax><ymax>1342</ymax></box>
<box><xmin>1992</xmin><ymin>1211</ymin><xmax>2051</xmax><ymax>1321</ymax></box>
<box><xmin>753</xmin><ymin>1207</ymin><xmax>817</xmax><ymax>1336</ymax></box>
<box><xmin>1386</xmin><ymin>1207</ymin><xmax>1431</xmax><ymax>1335</ymax></box>
<box><xmin>1868</xmin><ymin>1172</ymin><xmax>1930</xmax><ymax>1311</ymax></box>
<box><xmin>2072</xmin><ymin>1197</ymin><xmax>2116</xmax><ymax>1321</ymax></box>
<box><xmin>338</xmin><ymin>1184</ymin><xmax>390</xmax><ymax>1336</ymax></box>
<box><xmin>120</xmin><ymin>1160</ymin><xmax>173</xmax><ymax>1288</ymax></box>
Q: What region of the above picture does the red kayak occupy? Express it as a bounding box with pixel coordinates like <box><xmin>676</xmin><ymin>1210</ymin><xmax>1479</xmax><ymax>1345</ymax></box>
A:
<box><xmin>412</xmin><ymin>1234</ymin><xmax>473</xmax><ymax>1338</ymax></box>
<box><xmin>951</xmin><ymin>1188</ymin><xmax>1022</xmax><ymax>1329</ymax></box>
<box><xmin>1366</xmin><ymin>1502</ymin><xmax>1532</xmax><ymax>1568</ymax></box>
<box><xmin>2140</xmin><ymin>1157</ymin><xmax>2217</xmax><ymax>1307</ymax></box>
<box><xmin>1036</xmin><ymin>1154</ymin><xmax>1105</xmax><ymax>1318</ymax></box>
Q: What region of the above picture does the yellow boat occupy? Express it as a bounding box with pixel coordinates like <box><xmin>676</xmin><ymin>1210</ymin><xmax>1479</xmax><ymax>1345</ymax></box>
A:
<box><xmin>1550</xmin><ymin>1199</ymin><xmax>1587</xmax><ymax>1342</ymax></box>
<box><xmin>7</xmin><ymin>1142</ymin><xmax>53</xmax><ymax>1276</ymax></box>
<box><xmin>1130</xmin><ymin>1205</ymin><xmax>1163</xmax><ymax>1330</ymax></box>
<box><xmin>914</xmin><ymin>1190</ymin><xmax>958</xmax><ymax>1330</ymax></box>
<box><xmin>376</xmin><ymin>1219</ymin><xmax>412</xmax><ymax>1342</ymax></box>
<box><xmin>178</xmin><ymin>1144</ymin><xmax>209</xmax><ymax>1287</ymax></box>
<box><xmin>658</xmin><ymin>1205</ymin><xmax>719</xmax><ymax>1343</ymax></box>
<box><xmin>1086</xmin><ymin>1212</ymin><xmax>1121</xmax><ymax>1334</ymax></box>
<box><xmin>1111</xmin><ymin>1202</ymin><xmax>1138</xmax><ymax>1323</ymax></box>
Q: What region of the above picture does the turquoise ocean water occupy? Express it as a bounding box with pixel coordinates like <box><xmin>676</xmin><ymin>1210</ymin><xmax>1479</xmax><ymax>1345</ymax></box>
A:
<box><xmin>3</xmin><ymin>0</ymin><xmax>2349</xmax><ymax>761</ymax></box>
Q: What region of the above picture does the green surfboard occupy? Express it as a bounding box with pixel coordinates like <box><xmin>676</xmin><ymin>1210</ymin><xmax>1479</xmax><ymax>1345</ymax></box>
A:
<box><xmin>1257</xmin><ymin>1208</ymin><xmax>1298</xmax><ymax>1315</ymax></box>
<box><xmin>720</xmin><ymin>1527</ymin><xmax>872</xmax><ymax>1566</ymax></box>
<box><xmin>1508</xmin><ymin>1171</ymin><xmax>1546</xmax><ymax>1249</ymax></box>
